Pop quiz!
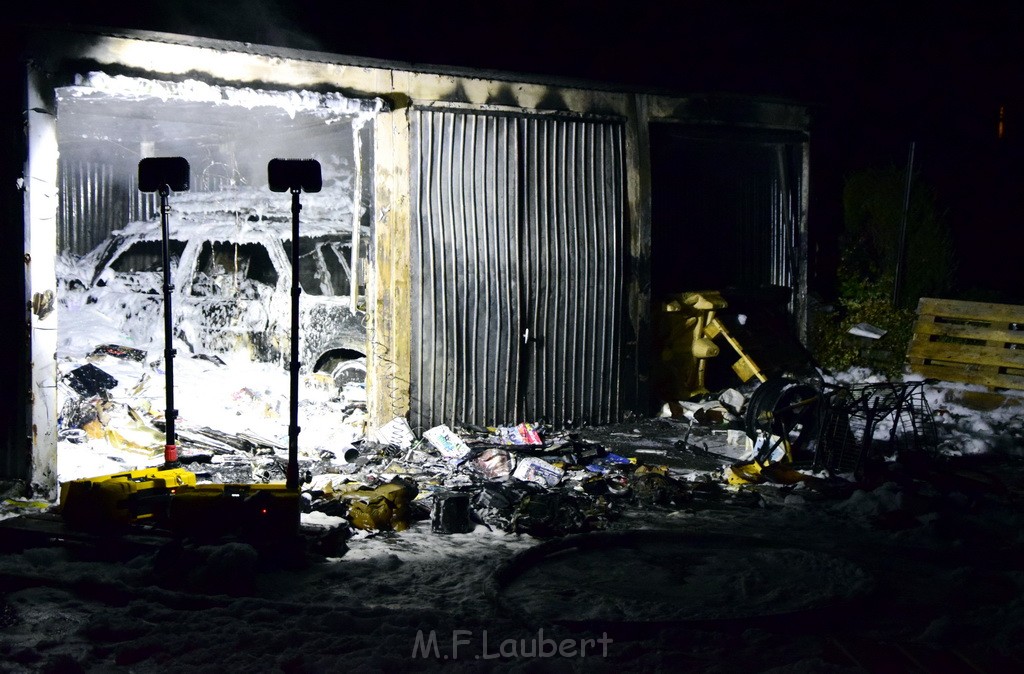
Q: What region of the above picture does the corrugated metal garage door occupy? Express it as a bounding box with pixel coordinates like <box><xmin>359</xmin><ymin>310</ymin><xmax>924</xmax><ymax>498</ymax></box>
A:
<box><xmin>410</xmin><ymin>109</ymin><xmax>624</xmax><ymax>431</ymax></box>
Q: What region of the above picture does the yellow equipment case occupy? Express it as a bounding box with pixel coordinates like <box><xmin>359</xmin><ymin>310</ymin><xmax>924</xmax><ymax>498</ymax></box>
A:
<box><xmin>58</xmin><ymin>466</ymin><xmax>197</xmax><ymax>530</ymax></box>
<box><xmin>167</xmin><ymin>483</ymin><xmax>302</xmax><ymax>543</ymax></box>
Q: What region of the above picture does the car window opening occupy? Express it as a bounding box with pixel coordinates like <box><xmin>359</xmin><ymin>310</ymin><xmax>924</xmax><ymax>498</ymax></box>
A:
<box><xmin>191</xmin><ymin>241</ymin><xmax>277</xmax><ymax>298</ymax></box>
<box><xmin>284</xmin><ymin>238</ymin><xmax>364</xmax><ymax>298</ymax></box>
<box><xmin>110</xmin><ymin>240</ymin><xmax>186</xmax><ymax>274</ymax></box>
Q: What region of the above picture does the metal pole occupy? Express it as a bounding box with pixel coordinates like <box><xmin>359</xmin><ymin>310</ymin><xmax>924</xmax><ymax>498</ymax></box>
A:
<box><xmin>893</xmin><ymin>142</ymin><xmax>916</xmax><ymax>307</ymax></box>
<box><xmin>287</xmin><ymin>189</ymin><xmax>301</xmax><ymax>490</ymax></box>
<box><xmin>160</xmin><ymin>186</ymin><xmax>178</xmax><ymax>468</ymax></box>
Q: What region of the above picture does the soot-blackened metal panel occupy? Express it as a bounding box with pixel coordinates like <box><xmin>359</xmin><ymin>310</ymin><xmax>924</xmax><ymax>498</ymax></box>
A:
<box><xmin>519</xmin><ymin>117</ymin><xmax>624</xmax><ymax>427</ymax></box>
<box><xmin>411</xmin><ymin>110</ymin><xmax>522</xmax><ymax>431</ymax></box>
<box><xmin>410</xmin><ymin>109</ymin><xmax>625</xmax><ymax>431</ymax></box>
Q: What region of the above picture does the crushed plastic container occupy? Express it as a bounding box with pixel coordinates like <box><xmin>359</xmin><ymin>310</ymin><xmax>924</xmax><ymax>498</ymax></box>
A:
<box><xmin>431</xmin><ymin>491</ymin><xmax>474</xmax><ymax>534</ymax></box>
<box><xmin>468</xmin><ymin>447</ymin><xmax>512</xmax><ymax>480</ymax></box>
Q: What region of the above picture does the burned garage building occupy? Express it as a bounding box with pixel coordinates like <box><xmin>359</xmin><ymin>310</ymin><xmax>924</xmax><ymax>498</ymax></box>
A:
<box><xmin>4</xmin><ymin>25</ymin><xmax>809</xmax><ymax>495</ymax></box>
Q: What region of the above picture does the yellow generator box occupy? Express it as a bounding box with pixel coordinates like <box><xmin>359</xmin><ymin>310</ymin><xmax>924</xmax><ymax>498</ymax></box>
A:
<box><xmin>59</xmin><ymin>466</ymin><xmax>197</xmax><ymax>530</ymax></box>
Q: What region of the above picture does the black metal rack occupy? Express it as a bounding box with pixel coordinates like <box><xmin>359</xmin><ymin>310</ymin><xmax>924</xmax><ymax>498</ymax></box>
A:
<box><xmin>813</xmin><ymin>380</ymin><xmax>938</xmax><ymax>478</ymax></box>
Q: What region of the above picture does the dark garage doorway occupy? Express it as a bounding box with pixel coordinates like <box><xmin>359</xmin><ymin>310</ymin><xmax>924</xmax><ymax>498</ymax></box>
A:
<box><xmin>648</xmin><ymin>122</ymin><xmax>809</xmax><ymax>402</ymax></box>
<box><xmin>649</xmin><ymin>122</ymin><xmax>806</xmax><ymax>303</ymax></box>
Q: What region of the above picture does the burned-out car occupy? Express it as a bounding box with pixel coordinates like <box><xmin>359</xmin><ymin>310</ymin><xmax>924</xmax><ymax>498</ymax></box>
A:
<box><xmin>66</xmin><ymin>188</ymin><xmax>368</xmax><ymax>390</ymax></box>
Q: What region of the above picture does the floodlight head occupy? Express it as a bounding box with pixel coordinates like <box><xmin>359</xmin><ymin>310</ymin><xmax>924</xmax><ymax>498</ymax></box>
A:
<box><xmin>268</xmin><ymin>158</ymin><xmax>322</xmax><ymax>193</ymax></box>
<box><xmin>138</xmin><ymin>157</ymin><xmax>190</xmax><ymax>193</ymax></box>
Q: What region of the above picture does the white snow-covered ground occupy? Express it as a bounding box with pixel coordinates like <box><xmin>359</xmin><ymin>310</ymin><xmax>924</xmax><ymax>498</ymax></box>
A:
<box><xmin>2</xmin><ymin>359</ymin><xmax>1023</xmax><ymax>672</ymax></box>
<box><xmin>3</xmin><ymin>257</ymin><xmax>1023</xmax><ymax>671</ymax></box>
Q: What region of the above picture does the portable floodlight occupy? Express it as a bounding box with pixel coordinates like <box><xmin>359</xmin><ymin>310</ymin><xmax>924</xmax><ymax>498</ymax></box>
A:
<box><xmin>138</xmin><ymin>156</ymin><xmax>190</xmax><ymax>194</ymax></box>
<box><xmin>268</xmin><ymin>159</ymin><xmax>322</xmax><ymax>490</ymax></box>
<box><xmin>138</xmin><ymin>157</ymin><xmax>190</xmax><ymax>468</ymax></box>
<box><xmin>268</xmin><ymin>158</ymin><xmax>322</xmax><ymax>193</ymax></box>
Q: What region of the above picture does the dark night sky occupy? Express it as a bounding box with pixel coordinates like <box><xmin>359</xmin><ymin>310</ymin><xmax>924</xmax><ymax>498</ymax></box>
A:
<box><xmin>15</xmin><ymin>0</ymin><xmax>1024</xmax><ymax>299</ymax></box>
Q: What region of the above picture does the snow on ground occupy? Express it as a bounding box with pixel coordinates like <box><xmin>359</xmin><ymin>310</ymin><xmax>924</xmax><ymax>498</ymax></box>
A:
<box><xmin>2</xmin><ymin>361</ymin><xmax>1023</xmax><ymax>672</ymax></box>
<box><xmin>2</xmin><ymin>258</ymin><xmax>1023</xmax><ymax>671</ymax></box>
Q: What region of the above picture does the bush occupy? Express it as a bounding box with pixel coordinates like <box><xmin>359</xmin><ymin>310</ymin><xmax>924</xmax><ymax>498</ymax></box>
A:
<box><xmin>810</xmin><ymin>274</ymin><xmax>917</xmax><ymax>378</ymax></box>
<box><xmin>810</xmin><ymin>166</ymin><xmax>954</xmax><ymax>378</ymax></box>
<box><xmin>841</xmin><ymin>166</ymin><xmax>955</xmax><ymax>309</ymax></box>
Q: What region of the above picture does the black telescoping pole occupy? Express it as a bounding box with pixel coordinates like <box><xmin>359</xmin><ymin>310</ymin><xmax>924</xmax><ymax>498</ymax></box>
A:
<box><xmin>893</xmin><ymin>141</ymin><xmax>916</xmax><ymax>307</ymax></box>
<box><xmin>287</xmin><ymin>188</ymin><xmax>301</xmax><ymax>490</ymax></box>
<box><xmin>160</xmin><ymin>186</ymin><xmax>179</xmax><ymax>468</ymax></box>
<box><xmin>269</xmin><ymin>157</ymin><xmax>319</xmax><ymax>491</ymax></box>
<box><xmin>138</xmin><ymin>156</ymin><xmax>188</xmax><ymax>469</ymax></box>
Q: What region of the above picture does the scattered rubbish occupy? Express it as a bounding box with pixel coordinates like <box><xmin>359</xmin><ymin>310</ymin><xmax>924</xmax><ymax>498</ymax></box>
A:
<box><xmin>347</xmin><ymin>496</ymin><xmax>393</xmax><ymax>531</ymax></box>
<box><xmin>725</xmin><ymin>460</ymin><xmax>831</xmax><ymax>488</ymax></box>
<box><xmin>724</xmin><ymin>461</ymin><xmax>766</xmax><ymax>486</ymax></box>
<box><xmin>59</xmin><ymin>394</ymin><xmax>101</xmax><ymax>431</ymax></box>
<box><xmin>660</xmin><ymin>397</ymin><xmax>739</xmax><ymax>425</ymax></box>
<box><xmin>585</xmin><ymin>453</ymin><xmax>633</xmax><ymax>474</ymax></box>
<box><xmin>89</xmin><ymin>344</ymin><xmax>147</xmax><ymax>362</ymax></box>
<box><xmin>468</xmin><ymin>448</ymin><xmax>513</xmax><ymax>481</ymax></box>
<box><xmin>53</xmin><ymin>324</ymin><xmax>951</xmax><ymax>547</ymax></box>
<box><xmin>493</xmin><ymin>423</ymin><xmax>544</xmax><ymax>446</ymax></box>
<box><xmin>556</xmin><ymin>436</ymin><xmax>606</xmax><ymax>466</ymax></box>
<box><xmin>371</xmin><ymin>417</ymin><xmax>417</xmax><ymax>449</ymax></box>
<box><xmin>511</xmin><ymin>490</ymin><xmax>588</xmax><ymax>538</ymax></box>
<box><xmin>718</xmin><ymin>388</ymin><xmax>746</xmax><ymax>414</ymax></box>
<box><xmin>3</xmin><ymin>498</ymin><xmax>52</xmax><ymax>511</ymax></box>
<box><xmin>58</xmin><ymin>428</ymin><xmax>88</xmax><ymax>444</ymax></box>
<box><xmin>192</xmin><ymin>353</ymin><xmax>226</xmax><ymax>365</ymax></box>
<box><xmin>472</xmin><ymin>482</ymin><xmax>527</xmax><ymax>531</ymax></box>
<box><xmin>431</xmin><ymin>491</ymin><xmax>474</xmax><ymax>534</ymax></box>
<box><xmin>345</xmin><ymin>479</ymin><xmax>419</xmax><ymax>532</ymax></box>
<box><xmin>423</xmin><ymin>424</ymin><xmax>472</xmax><ymax>461</ymax></box>
<box><xmin>513</xmin><ymin>456</ymin><xmax>564</xmax><ymax>487</ymax></box>
<box><xmin>63</xmin><ymin>363</ymin><xmax>118</xmax><ymax>396</ymax></box>
<box><xmin>709</xmin><ymin>428</ymin><xmax>749</xmax><ymax>447</ymax></box>
<box><xmin>847</xmin><ymin>322</ymin><xmax>887</xmax><ymax>339</ymax></box>
<box><xmin>630</xmin><ymin>471</ymin><xmax>688</xmax><ymax>507</ymax></box>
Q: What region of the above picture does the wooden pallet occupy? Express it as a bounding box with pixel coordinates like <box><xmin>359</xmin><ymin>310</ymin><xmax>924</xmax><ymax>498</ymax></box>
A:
<box><xmin>907</xmin><ymin>297</ymin><xmax>1024</xmax><ymax>390</ymax></box>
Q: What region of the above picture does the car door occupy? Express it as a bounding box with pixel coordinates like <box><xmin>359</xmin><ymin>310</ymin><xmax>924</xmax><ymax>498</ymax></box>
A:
<box><xmin>89</xmin><ymin>234</ymin><xmax>186</xmax><ymax>348</ymax></box>
<box><xmin>288</xmin><ymin>236</ymin><xmax>367</xmax><ymax>368</ymax></box>
<box><xmin>177</xmin><ymin>238</ymin><xmax>281</xmax><ymax>361</ymax></box>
